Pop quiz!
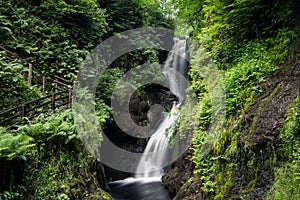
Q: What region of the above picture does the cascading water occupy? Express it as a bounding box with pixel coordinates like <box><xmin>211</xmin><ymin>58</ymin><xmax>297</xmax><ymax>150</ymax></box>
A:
<box><xmin>135</xmin><ymin>104</ymin><xmax>180</xmax><ymax>178</ymax></box>
<box><xmin>162</xmin><ymin>38</ymin><xmax>188</xmax><ymax>103</ymax></box>
<box><xmin>135</xmin><ymin>38</ymin><xmax>188</xmax><ymax>178</ymax></box>
<box><xmin>109</xmin><ymin>38</ymin><xmax>188</xmax><ymax>200</ymax></box>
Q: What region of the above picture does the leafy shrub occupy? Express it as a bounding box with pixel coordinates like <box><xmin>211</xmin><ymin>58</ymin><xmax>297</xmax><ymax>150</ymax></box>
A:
<box><xmin>169</xmin><ymin>1</ymin><xmax>295</xmax><ymax>197</ymax></box>
<box><xmin>17</xmin><ymin>109</ymin><xmax>78</xmax><ymax>154</ymax></box>
<box><xmin>171</xmin><ymin>0</ymin><xmax>297</xmax><ymax>64</ymax></box>
<box><xmin>0</xmin><ymin>0</ymin><xmax>107</xmax><ymax>79</ymax></box>
<box><xmin>0</xmin><ymin>127</ymin><xmax>34</xmax><ymax>160</ymax></box>
<box><xmin>0</xmin><ymin>54</ymin><xmax>41</xmax><ymax>111</ymax></box>
<box><xmin>0</xmin><ymin>127</ymin><xmax>34</xmax><ymax>199</ymax></box>
<box><xmin>1</xmin><ymin>108</ymin><xmax>112</xmax><ymax>199</ymax></box>
<box><xmin>267</xmin><ymin>164</ymin><xmax>300</xmax><ymax>200</ymax></box>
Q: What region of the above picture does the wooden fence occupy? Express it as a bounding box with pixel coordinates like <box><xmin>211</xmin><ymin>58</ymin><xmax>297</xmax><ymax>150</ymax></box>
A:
<box><xmin>0</xmin><ymin>74</ymin><xmax>73</xmax><ymax>126</ymax></box>
<box><xmin>0</xmin><ymin>45</ymin><xmax>74</xmax><ymax>126</ymax></box>
<box><xmin>0</xmin><ymin>45</ymin><xmax>55</xmax><ymax>94</ymax></box>
<box><xmin>0</xmin><ymin>89</ymin><xmax>72</xmax><ymax>126</ymax></box>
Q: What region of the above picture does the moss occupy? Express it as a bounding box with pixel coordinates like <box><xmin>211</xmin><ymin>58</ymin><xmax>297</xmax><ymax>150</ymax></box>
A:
<box><xmin>248</xmin><ymin>114</ymin><xmax>259</xmax><ymax>137</ymax></box>
<box><xmin>266</xmin><ymin>96</ymin><xmax>300</xmax><ymax>199</ymax></box>
<box><xmin>265</xmin><ymin>142</ymin><xmax>277</xmax><ymax>168</ymax></box>
<box><xmin>99</xmin><ymin>188</ymin><xmax>113</xmax><ymax>200</ymax></box>
<box><xmin>280</xmin><ymin>95</ymin><xmax>300</xmax><ymax>161</ymax></box>
<box><xmin>214</xmin><ymin>193</ymin><xmax>224</xmax><ymax>200</ymax></box>
<box><xmin>246</xmin><ymin>150</ymin><xmax>258</xmax><ymax>179</ymax></box>
<box><xmin>225</xmin><ymin>131</ymin><xmax>240</xmax><ymax>158</ymax></box>
<box><xmin>244</xmin><ymin>93</ymin><xmax>256</xmax><ymax>111</ymax></box>
<box><xmin>214</xmin><ymin>179</ymin><xmax>234</xmax><ymax>200</ymax></box>
<box><xmin>251</xmin><ymin>84</ymin><xmax>280</xmax><ymax>136</ymax></box>
<box><xmin>245</xmin><ymin>179</ymin><xmax>257</xmax><ymax>192</ymax></box>
<box><xmin>244</xmin><ymin>83</ymin><xmax>281</xmax><ymax>147</ymax></box>
<box><xmin>264</xmin><ymin>84</ymin><xmax>281</xmax><ymax>108</ymax></box>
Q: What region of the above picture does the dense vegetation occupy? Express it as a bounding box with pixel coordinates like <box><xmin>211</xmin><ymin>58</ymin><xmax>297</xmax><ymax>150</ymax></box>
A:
<box><xmin>1</xmin><ymin>0</ymin><xmax>300</xmax><ymax>199</ymax></box>
<box><xmin>164</xmin><ymin>0</ymin><xmax>300</xmax><ymax>199</ymax></box>
<box><xmin>0</xmin><ymin>0</ymin><xmax>171</xmax><ymax>199</ymax></box>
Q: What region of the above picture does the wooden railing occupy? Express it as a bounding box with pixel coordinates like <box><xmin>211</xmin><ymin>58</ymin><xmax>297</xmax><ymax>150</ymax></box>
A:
<box><xmin>0</xmin><ymin>89</ymin><xmax>72</xmax><ymax>126</ymax></box>
<box><xmin>0</xmin><ymin>74</ymin><xmax>73</xmax><ymax>126</ymax></box>
<box><xmin>0</xmin><ymin>45</ymin><xmax>74</xmax><ymax>126</ymax></box>
<box><xmin>0</xmin><ymin>45</ymin><xmax>61</xmax><ymax>94</ymax></box>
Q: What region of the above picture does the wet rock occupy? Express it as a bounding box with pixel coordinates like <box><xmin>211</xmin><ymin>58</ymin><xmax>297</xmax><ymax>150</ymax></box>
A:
<box><xmin>103</xmin><ymin>84</ymin><xmax>177</xmax><ymax>181</ymax></box>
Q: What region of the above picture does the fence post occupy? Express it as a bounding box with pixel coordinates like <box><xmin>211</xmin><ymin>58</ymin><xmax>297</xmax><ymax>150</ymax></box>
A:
<box><xmin>54</xmin><ymin>81</ymin><xmax>58</xmax><ymax>93</ymax></box>
<box><xmin>51</xmin><ymin>94</ymin><xmax>56</xmax><ymax>110</ymax></box>
<box><xmin>21</xmin><ymin>104</ymin><xmax>26</xmax><ymax>117</ymax></box>
<box><xmin>28</xmin><ymin>63</ymin><xmax>33</xmax><ymax>85</ymax></box>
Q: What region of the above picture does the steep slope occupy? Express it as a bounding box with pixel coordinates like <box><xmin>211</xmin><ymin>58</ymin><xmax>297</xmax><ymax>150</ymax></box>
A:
<box><xmin>163</xmin><ymin>8</ymin><xmax>300</xmax><ymax>200</ymax></box>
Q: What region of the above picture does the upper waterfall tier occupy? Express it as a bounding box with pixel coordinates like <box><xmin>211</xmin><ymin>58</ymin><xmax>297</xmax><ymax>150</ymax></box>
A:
<box><xmin>135</xmin><ymin>38</ymin><xmax>188</xmax><ymax>178</ymax></box>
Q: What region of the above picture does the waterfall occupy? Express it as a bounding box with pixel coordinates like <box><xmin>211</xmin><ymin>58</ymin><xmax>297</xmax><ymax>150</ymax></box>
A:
<box><xmin>162</xmin><ymin>38</ymin><xmax>188</xmax><ymax>103</ymax></box>
<box><xmin>135</xmin><ymin>38</ymin><xmax>188</xmax><ymax>178</ymax></box>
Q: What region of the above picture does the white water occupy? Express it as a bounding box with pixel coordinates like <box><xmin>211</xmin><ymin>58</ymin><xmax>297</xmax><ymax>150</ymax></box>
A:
<box><xmin>135</xmin><ymin>104</ymin><xmax>180</xmax><ymax>177</ymax></box>
<box><xmin>135</xmin><ymin>38</ymin><xmax>188</xmax><ymax>178</ymax></box>
<box><xmin>109</xmin><ymin>38</ymin><xmax>188</xmax><ymax>200</ymax></box>
<box><xmin>162</xmin><ymin>38</ymin><xmax>188</xmax><ymax>103</ymax></box>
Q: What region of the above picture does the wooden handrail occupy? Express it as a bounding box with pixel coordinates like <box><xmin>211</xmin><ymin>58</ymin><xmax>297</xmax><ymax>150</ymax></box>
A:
<box><xmin>0</xmin><ymin>45</ymin><xmax>44</xmax><ymax>75</ymax></box>
<box><xmin>53</xmin><ymin>75</ymin><xmax>71</xmax><ymax>84</ymax></box>
<box><xmin>0</xmin><ymin>46</ymin><xmax>75</xmax><ymax>126</ymax></box>
<box><xmin>53</xmin><ymin>79</ymin><xmax>70</xmax><ymax>87</ymax></box>
<box><xmin>0</xmin><ymin>89</ymin><xmax>72</xmax><ymax>126</ymax></box>
<box><xmin>26</xmin><ymin>100</ymin><xmax>52</xmax><ymax>113</ymax></box>
<box><xmin>0</xmin><ymin>105</ymin><xmax>22</xmax><ymax>116</ymax></box>
<box><xmin>22</xmin><ymin>94</ymin><xmax>53</xmax><ymax>106</ymax></box>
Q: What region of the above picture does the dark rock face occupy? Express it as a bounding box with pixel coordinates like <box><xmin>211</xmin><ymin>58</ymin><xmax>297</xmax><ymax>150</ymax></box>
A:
<box><xmin>162</xmin><ymin>149</ymin><xmax>195</xmax><ymax>198</ymax></box>
<box><xmin>103</xmin><ymin>84</ymin><xmax>177</xmax><ymax>181</ymax></box>
<box><xmin>227</xmin><ymin>52</ymin><xmax>300</xmax><ymax>199</ymax></box>
<box><xmin>162</xmin><ymin>149</ymin><xmax>210</xmax><ymax>200</ymax></box>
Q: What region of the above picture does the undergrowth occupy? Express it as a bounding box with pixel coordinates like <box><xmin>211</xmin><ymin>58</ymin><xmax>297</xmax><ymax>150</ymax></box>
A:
<box><xmin>176</xmin><ymin>22</ymin><xmax>294</xmax><ymax>198</ymax></box>
<box><xmin>266</xmin><ymin>96</ymin><xmax>300</xmax><ymax>199</ymax></box>
<box><xmin>0</xmin><ymin>109</ymin><xmax>111</xmax><ymax>200</ymax></box>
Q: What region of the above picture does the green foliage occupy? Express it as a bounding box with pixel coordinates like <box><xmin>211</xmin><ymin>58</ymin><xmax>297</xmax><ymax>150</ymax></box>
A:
<box><xmin>95</xmin><ymin>99</ymin><xmax>112</xmax><ymax>126</ymax></box>
<box><xmin>223</xmin><ymin>41</ymin><xmax>277</xmax><ymax>114</ymax></box>
<box><xmin>0</xmin><ymin>127</ymin><xmax>34</xmax><ymax>160</ymax></box>
<box><xmin>0</xmin><ymin>0</ymin><xmax>173</xmax><ymax>112</ymax></box>
<box><xmin>100</xmin><ymin>0</ymin><xmax>173</xmax><ymax>37</ymax></box>
<box><xmin>174</xmin><ymin>23</ymin><xmax>293</xmax><ymax>198</ymax></box>
<box><xmin>0</xmin><ymin>14</ymin><xmax>12</xmax><ymax>41</ymax></box>
<box><xmin>0</xmin><ymin>54</ymin><xmax>41</xmax><ymax>111</ymax></box>
<box><xmin>170</xmin><ymin>0</ymin><xmax>297</xmax><ymax>64</ymax></box>
<box><xmin>0</xmin><ymin>0</ymin><xmax>107</xmax><ymax>79</ymax></box>
<box><xmin>23</xmin><ymin>149</ymin><xmax>110</xmax><ymax>200</ymax></box>
<box><xmin>0</xmin><ymin>109</ymin><xmax>112</xmax><ymax>199</ymax></box>
<box><xmin>137</xmin><ymin>0</ymin><xmax>174</xmax><ymax>28</ymax></box>
<box><xmin>99</xmin><ymin>0</ymin><xmax>143</xmax><ymax>35</ymax></box>
<box><xmin>39</xmin><ymin>0</ymin><xmax>107</xmax><ymax>47</ymax></box>
<box><xmin>0</xmin><ymin>190</ymin><xmax>22</xmax><ymax>200</ymax></box>
<box><xmin>96</xmin><ymin>68</ymin><xmax>124</xmax><ymax>104</ymax></box>
<box><xmin>157</xmin><ymin>0</ymin><xmax>298</xmax><ymax>199</ymax></box>
<box><xmin>266</xmin><ymin>164</ymin><xmax>300</xmax><ymax>200</ymax></box>
<box><xmin>267</xmin><ymin>96</ymin><xmax>300</xmax><ymax>199</ymax></box>
<box><xmin>213</xmin><ymin>33</ymin><xmax>289</xmax><ymax>122</ymax></box>
<box><xmin>0</xmin><ymin>0</ymin><xmax>173</xmax><ymax>199</ymax></box>
<box><xmin>192</xmin><ymin>130</ymin><xmax>216</xmax><ymax>193</ymax></box>
<box><xmin>18</xmin><ymin>109</ymin><xmax>78</xmax><ymax>154</ymax></box>
<box><xmin>280</xmin><ymin>96</ymin><xmax>300</xmax><ymax>162</ymax></box>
